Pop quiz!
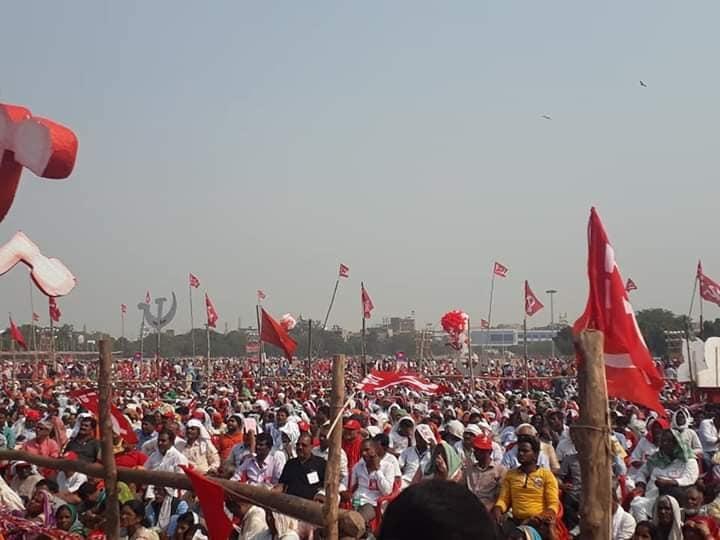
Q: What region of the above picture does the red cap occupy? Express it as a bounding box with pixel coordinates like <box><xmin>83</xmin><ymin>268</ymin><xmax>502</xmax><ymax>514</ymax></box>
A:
<box><xmin>25</xmin><ymin>409</ymin><xmax>41</xmax><ymax>422</ymax></box>
<box><xmin>472</xmin><ymin>434</ymin><xmax>494</xmax><ymax>451</ymax></box>
<box><xmin>298</xmin><ymin>421</ymin><xmax>310</xmax><ymax>433</ymax></box>
<box><xmin>343</xmin><ymin>419</ymin><xmax>361</xmax><ymax>431</ymax></box>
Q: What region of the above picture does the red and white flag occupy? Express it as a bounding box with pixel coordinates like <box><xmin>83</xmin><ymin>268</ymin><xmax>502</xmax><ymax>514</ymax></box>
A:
<box><xmin>49</xmin><ymin>297</ymin><xmax>61</xmax><ymax>323</ymax></box>
<box><xmin>357</xmin><ymin>370</ymin><xmax>440</xmax><ymax>394</ymax></box>
<box><xmin>524</xmin><ymin>280</ymin><xmax>544</xmax><ymax>317</ymax></box>
<box><xmin>145</xmin><ymin>290</ymin><xmax>151</xmax><ymax>304</ymax></box>
<box><xmin>32</xmin><ymin>312</ymin><xmax>39</xmax><ymax>322</ymax></box>
<box><xmin>480</xmin><ymin>319</ymin><xmax>490</xmax><ymax>329</ymax></box>
<box><xmin>260</xmin><ymin>308</ymin><xmax>298</xmax><ymax>360</ymax></box>
<box><xmin>361</xmin><ymin>283</ymin><xmax>374</xmax><ymax>319</ymax></box>
<box><xmin>339</xmin><ymin>263</ymin><xmax>350</xmax><ymax>278</ymax></box>
<box><xmin>257</xmin><ymin>289</ymin><xmax>266</xmax><ymax>301</ymax></box>
<box><xmin>9</xmin><ymin>317</ymin><xmax>27</xmax><ymax>350</ymax></box>
<box><xmin>189</xmin><ymin>273</ymin><xmax>200</xmax><ymax>289</ymax></box>
<box><xmin>205</xmin><ymin>293</ymin><xmax>218</xmax><ymax>328</ymax></box>
<box><xmin>697</xmin><ymin>261</ymin><xmax>720</xmax><ymax>307</ymax></box>
<box><xmin>121</xmin><ymin>303</ymin><xmax>127</xmax><ymax>315</ymax></box>
<box><xmin>573</xmin><ymin>207</ymin><xmax>665</xmax><ymax>416</ymax></box>
<box><xmin>70</xmin><ymin>390</ymin><xmax>138</xmax><ymax>445</ymax></box>
<box><xmin>493</xmin><ymin>261</ymin><xmax>509</xmax><ymax>278</ymax></box>
<box><xmin>625</xmin><ymin>278</ymin><xmax>638</xmax><ymax>293</ymax></box>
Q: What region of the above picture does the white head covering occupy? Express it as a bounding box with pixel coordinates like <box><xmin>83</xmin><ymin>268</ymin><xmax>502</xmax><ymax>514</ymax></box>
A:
<box><xmin>187</xmin><ymin>419</ymin><xmax>211</xmax><ymax>442</ymax></box>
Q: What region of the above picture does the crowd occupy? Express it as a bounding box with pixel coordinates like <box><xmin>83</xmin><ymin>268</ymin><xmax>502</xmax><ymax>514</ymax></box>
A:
<box><xmin>0</xmin><ymin>353</ymin><xmax>715</xmax><ymax>539</ymax></box>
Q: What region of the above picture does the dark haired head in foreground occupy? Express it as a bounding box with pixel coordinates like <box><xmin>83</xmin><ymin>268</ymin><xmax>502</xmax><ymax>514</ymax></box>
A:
<box><xmin>378</xmin><ymin>479</ymin><xmax>498</xmax><ymax>540</ymax></box>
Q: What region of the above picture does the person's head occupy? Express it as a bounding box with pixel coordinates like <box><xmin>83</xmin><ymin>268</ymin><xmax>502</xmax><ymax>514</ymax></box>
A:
<box><xmin>276</xmin><ymin>407</ymin><xmax>289</xmax><ymax>426</ymax></box>
<box><xmin>255</xmin><ymin>433</ymin><xmax>273</xmax><ymax>460</ymax></box>
<box><xmin>685</xmin><ymin>486</ymin><xmax>705</xmax><ymax>515</ymax></box>
<box><xmin>120</xmin><ymin>500</ymin><xmax>148</xmax><ymax>531</ymax></box>
<box><xmin>316</xmin><ymin>405</ymin><xmax>330</xmax><ymax>425</ymax></box>
<box><xmin>361</xmin><ymin>439</ymin><xmax>378</xmax><ymax>466</ymax></box>
<box><xmin>655</xmin><ymin>495</ymin><xmax>676</xmax><ymax>527</ymax></box>
<box><xmin>546</xmin><ymin>410</ymin><xmax>564</xmax><ymax>433</ymax></box>
<box><xmin>378</xmin><ymin>479</ymin><xmax>497</xmax><ymax>540</ymax></box>
<box><xmin>472</xmin><ymin>434</ymin><xmax>494</xmax><ymax>466</ymax></box>
<box><xmin>516</xmin><ymin>434</ymin><xmax>540</xmax><ymax>467</ymax></box>
<box><xmin>157</xmin><ymin>429</ymin><xmax>175</xmax><ymax>454</ymax></box>
<box><xmin>186</xmin><ymin>424</ymin><xmax>200</xmax><ymax>443</ymax></box>
<box><xmin>318</xmin><ymin>425</ymin><xmax>330</xmax><ymax>451</ymax></box>
<box><xmin>78</xmin><ymin>417</ymin><xmax>97</xmax><ymax>439</ymax></box>
<box><xmin>77</xmin><ymin>481</ymin><xmax>100</xmax><ymax>503</ymax></box>
<box><xmin>226</xmin><ymin>415</ymin><xmax>242</xmax><ymax>434</ymax></box>
<box><xmin>141</xmin><ymin>416</ymin><xmax>156</xmax><ymax>435</ymax></box>
<box><xmin>343</xmin><ymin>420</ymin><xmax>361</xmax><ymax>442</ymax></box>
<box><xmin>55</xmin><ymin>505</ymin><xmax>76</xmax><ymax>532</ymax></box>
<box><xmin>175</xmin><ymin>512</ymin><xmax>197</xmax><ymax>539</ymax></box>
<box><xmin>658</xmin><ymin>430</ymin><xmax>677</xmax><ymax>459</ymax></box>
<box><xmin>633</xmin><ymin>520</ymin><xmax>658</xmax><ymax>540</ymax></box>
<box><xmin>414</xmin><ymin>424</ymin><xmax>435</xmax><ymax>452</ymax></box>
<box><xmin>15</xmin><ymin>462</ymin><xmax>32</xmax><ymax>479</ymax></box>
<box><xmin>34</xmin><ymin>478</ymin><xmax>59</xmax><ymax>495</ymax></box>
<box><xmin>683</xmin><ymin>516</ymin><xmax>720</xmax><ymax>540</ymax></box>
<box><xmin>296</xmin><ymin>433</ymin><xmax>313</xmax><ymax>461</ymax></box>
<box><xmin>397</xmin><ymin>418</ymin><xmax>414</xmax><ymax>437</ymax></box>
<box><xmin>373</xmin><ymin>433</ymin><xmax>390</xmax><ymax>458</ymax></box>
<box><xmin>649</xmin><ymin>419</ymin><xmax>664</xmax><ymax>443</ymax></box>
<box><xmin>35</xmin><ymin>421</ymin><xmax>51</xmax><ymax>441</ymax></box>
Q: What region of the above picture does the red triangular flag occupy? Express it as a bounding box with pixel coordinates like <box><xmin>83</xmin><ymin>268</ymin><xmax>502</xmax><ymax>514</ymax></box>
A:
<box><xmin>573</xmin><ymin>208</ymin><xmax>664</xmax><ymax>416</ymax></box>
<box><xmin>205</xmin><ymin>293</ymin><xmax>218</xmax><ymax>328</ymax></box>
<box><xmin>180</xmin><ymin>465</ymin><xmax>233</xmax><ymax>540</ymax></box>
<box><xmin>260</xmin><ymin>308</ymin><xmax>297</xmax><ymax>360</ymax></box>
<box><xmin>339</xmin><ymin>263</ymin><xmax>350</xmax><ymax>278</ymax></box>
<box><xmin>493</xmin><ymin>261</ymin><xmax>509</xmax><ymax>278</ymax></box>
<box><xmin>9</xmin><ymin>317</ymin><xmax>27</xmax><ymax>350</ymax></box>
<box><xmin>625</xmin><ymin>278</ymin><xmax>637</xmax><ymax>293</ymax></box>
<box><xmin>361</xmin><ymin>282</ymin><xmax>374</xmax><ymax>319</ymax></box>
<box><xmin>189</xmin><ymin>273</ymin><xmax>200</xmax><ymax>288</ymax></box>
<box><xmin>49</xmin><ymin>297</ymin><xmax>61</xmax><ymax>322</ymax></box>
<box><xmin>524</xmin><ymin>280</ymin><xmax>544</xmax><ymax>317</ymax></box>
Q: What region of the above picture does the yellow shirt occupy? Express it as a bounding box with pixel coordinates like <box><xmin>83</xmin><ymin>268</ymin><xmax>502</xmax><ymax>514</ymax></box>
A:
<box><xmin>494</xmin><ymin>466</ymin><xmax>559</xmax><ymax>521</ymax></box>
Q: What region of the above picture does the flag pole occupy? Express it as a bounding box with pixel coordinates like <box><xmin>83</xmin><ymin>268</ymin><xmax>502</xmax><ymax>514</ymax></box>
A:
<box><xmin>138</xmin><ymin>317</ymin><xmax>145</xmax><ymax>360</ymax></box>
<box><xmin>686</xmin><ymin>270</ymin><xmax>700</xmax><ymax>390</ymax></box>
<box><xmin>28</xmin><ymin>275</ymin><xmax>37</xmax><ymax>351</ymax></box>
<box><xmin>361</xmin><ymin>282</ymin><xmax>367</xmax><ymax>376</ymax></box>
<box><xmin>189</xmin><ymin>283</ymin><xmax>196</xmax><ymax>358</ymax></box>
<box><xmin>467</xmin><ymin>317</ymin><xmax>475</xmax><ymax>391</ymax></box>
<box><xmin>307</xmin><ymin>318</ymin><xmax>312</xmax><ymax>380</ymax></box>
<box><xmin>49</xmin><ymin>309</ymin><xmax>55</xmax><ymax>364</ymax></box>
<box><xmin>523</xmin><ymin>316</ymin><xmax>529</xmax><ymax>394</ymax></box>
<box><xmin>484</xmin><ymin>267</ymin><xmax>496</xmax><ymax>367</ymax></box>
<box><xmin>206</xmin><ymin>323</ymin><xmax>211</xmax><ymax>378</ymax></box>
<box><xmin>322</xmin><ymin>279</ymin><xmax>340</xmax><ymax>330</ymax></box>
<box><xmin>256</xmin><ymin>304</ymin><xmax>264</xmax><ymax>376</ymax></box>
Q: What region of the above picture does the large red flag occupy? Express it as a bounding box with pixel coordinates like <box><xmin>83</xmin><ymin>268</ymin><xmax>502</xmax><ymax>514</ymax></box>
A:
<box><xmin>180</xmin><ymin>465</ymin><xmax>233</xmax><ymax>540</ymax></box>
<box><xmin>70</xmin><ymin>390</ymin><xmax>138</xmax><ymax>445</ymax></box>
<box><xmin>9</xmin><ymin>317</ymin><xmax>27</xmax><ymax>350</ymax></box>
<box><xmin>260</xmin><ymin>308</ymin><xmax>297</xmax><ymax>360</ymax></box>
<box><xmin>697</xmin><ymin>261</ymin><xmax>720</xmax><ymax>307</ymax></box>
<box><xmin>361</xmin><ymin>282</ymin><xmax>374</xmax><ymax>319</ymax></box>
<box><xmin>573</xmin><ymin>208</ymin><xmax>664</xmax><ymax>416</ymax></box>
<box><xmin>205</xmin><ymin>293</ymin><xmax>218</xmax><ymax>328</ymax></box>
<box><xmin>49</xmin><ymin>297</ymin><xmax>61</xmax><ymax>322</ymax></box>
<box><xmin>524</xmin><ymin>280</ymin><xmax>544</xmax><ymax>317</ymax></box>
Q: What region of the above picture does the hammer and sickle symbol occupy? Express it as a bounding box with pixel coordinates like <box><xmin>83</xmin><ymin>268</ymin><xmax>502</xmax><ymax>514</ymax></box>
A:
<box><xmin>138</xmin><ymin>292</ymin><xmax>177</xmax><ymax>330</ymax></box>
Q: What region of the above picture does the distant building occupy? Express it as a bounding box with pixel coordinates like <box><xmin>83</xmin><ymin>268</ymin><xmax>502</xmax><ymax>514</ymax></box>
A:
<box><xmin>385</xmin><ymin>316</ymin><xmax>416</xmax><ymax>334</ymax></box>
<box><xmin>470</xmin><ymin>327</ymin><xmax>558</xmax><ymax>347</ymax></box>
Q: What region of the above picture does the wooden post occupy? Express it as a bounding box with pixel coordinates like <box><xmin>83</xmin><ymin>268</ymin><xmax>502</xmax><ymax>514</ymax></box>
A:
<box><xmin>98</xmin><ymin>338</ymin><xmax>120</xmax><ymax>539</ymax></box>
<box><xmin>323</xmin><ymin>354</ymin><xmax>346</xmax><ymax>540</ymax></box>
<box><xmin>570</xmin><ymin>330</ymin><xmax>611</xmax><ymax>540</ymax></box>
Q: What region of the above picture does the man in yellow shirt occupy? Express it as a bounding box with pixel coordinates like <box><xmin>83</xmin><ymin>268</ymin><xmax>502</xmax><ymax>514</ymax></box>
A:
<box><xmin>492</xmin><ymin>434</ymin><xmax>559</xmax><ymax>528</ymax></box>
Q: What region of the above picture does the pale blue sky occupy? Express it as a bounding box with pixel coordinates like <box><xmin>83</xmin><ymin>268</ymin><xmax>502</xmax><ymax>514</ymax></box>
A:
<box><xmin>1</xmin><ymin>1</ymin><xmax>719</xmax><ymax>336</ymax></box>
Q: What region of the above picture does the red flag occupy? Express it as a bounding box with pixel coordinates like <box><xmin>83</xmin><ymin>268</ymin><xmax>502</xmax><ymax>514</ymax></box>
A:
<box><xmin>697</xmin><ymin>261</ymin><xmax>720</xmax><ymax>307</ymax></box>
<box><xmin>180</xmin><ymin>465</ymin><xmax>233</xmax><ymax>540</ymax></box>
<box><xmin>361</xmin><ymin>282</ymin><xmax>374</xmax><ymax>319</ymax></box>
<box><xmin>493</xmin><ymin>261</ymin><xmax>509</xmax><ymax>278</ymax></box>
<box><xmin>480</xmin><ymin>319</ymin><xmax>490</xmax><ymax>329</ymax></box>
<box><xmin>49</xmin><ymin>297</ymin><xmax>61</xmax><ymax>323</ymax></box>
<box><xmin>357</xmin><ymin>370</ymin><xmax>440</xmax><ymax>394</ymax></box>
<box><xmin>257</xmin><ymin>289</ymin><xmax>266</xmax><ymax>301</ymax></box>
<box><xmin>9</xmin><ymin>317</ymin><xmax>27</xmax><ymax>350</ymax></box>
<box><xmin>189</xmin><ymin>273</ymin><xmax>200</xmax><ymax>289</ymax></box>
<box><xmin>339</xmin><ymin>263</ymin><xmax>350</xmax><ymax>278</ymax></box>
<box><xmin>32</xmin><ymin>312</ymin><xmax>39</xmax><ymax>322</ymax></box>
<box><xmin>145</xmin><ymin>290</ymin><xmax>151</xmax><ymax>304</ymax></box>
<box><xmin>524</xmin><ymin>280</ymin><xmax>544</xmax><ymax>317</ymax></box>
<box><xmin>625</xmin><ymin>278</ymin><xmax>638</xmax><ymax>293</ymax></box>
<box><xmin>205</xmin><ymin>293</ymin><xmax>218</xmax><ymax>328</ymax></box>
<box><xmin>573</xmin><ymin>208</ymin><xmax>664</xmax><ymax>416</ymax></box>
<box><xmin>70</xmin><ymin>390</ymin><xmax>138</xmax><ymax>445</ymax></box>
<box><xmin>121</xmin><ymin>303</ymin><xmax>127</xmax><ymax>315</ymax></box>
<box><xmin>260</xmin><ymin>308</ymin><xmax>297</xmax><ymax>360</ymax></box>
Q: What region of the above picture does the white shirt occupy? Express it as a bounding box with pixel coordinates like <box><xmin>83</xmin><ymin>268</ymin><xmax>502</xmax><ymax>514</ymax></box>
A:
<box><xmin>637</xmin><ymin>456</ymin><xmax>699</xmax><ymax>501</ymax></box>
<box><xmin>239</xmin><ymin>505</ymin><xmax>269</xmax><ymax>540</ymax></box>
<box><xmin>313</xmin><ymin>447</ymin><xmax>349</xmax><ymax>491</ymax></box>
<box><xmin>57</xmin><ymin>470</ymin><xmax>87</xmax><ymax>493</ymax></box>
<box><xmin>612</xmin><ymin>504</ymin><xmax>636</xmax><ymax>540</ymax></box>
<box><xmin>698</xmin><ymin>419</ymin><xmax>718</xmax><ymax>454</ymax></box>
<box><xmin>144</xmin><ymin>446</ymin><xmax>189</xmax><ymax>498</ymax></box>
<box><xmin>399</xmin><ymin>446</ymin><xmax>432</xmax><ymax>488</ymax></box>
<box><xmin>381</xmin><ymin>453</ymin><xmax>402</xmax><ymax>481</ymax></box>
<box><xmin>351</xmin><ymin>459</ymin><xmax>394</xmax><ymax>506</ymax></box>
<box><xmin>232</xmin><ymin>450</ymin><xmax>286</xmax><ymax>486</ymax></box>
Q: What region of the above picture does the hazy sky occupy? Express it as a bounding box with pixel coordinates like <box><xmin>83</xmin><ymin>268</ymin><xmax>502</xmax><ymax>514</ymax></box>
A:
<box><xmin>2</xmin><ymin>2</ymin><xmax>719</xmax><ymax>337</ymax></box>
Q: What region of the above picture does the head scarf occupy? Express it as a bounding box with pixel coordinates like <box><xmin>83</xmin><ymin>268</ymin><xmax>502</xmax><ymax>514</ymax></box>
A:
<box><xmin>390</xmin><ymin>416</ymin><xmax>415</xmax><ymax>451</ymax></box>
<box><xmin>652</xmin><ymin>495</ymin><xmax>682</xmax><ymax>540</ymax></box>
<box><xmin>187</xmin><ymin>419</ymin><xmax>211</xmax><ymax>442</ymax></box>
<box><xmin>671</xmin><ymin>408</ymin><xmax>692</xmax><ymax>432</ymax></box>
<box><xmin>516</xmin><ymin>525</ymin><xmax>542</xmax><ymax>540</ymax></box>
<box><xmin>647</xmin><ymin>429</ymin><xmax>694</xmax><ymax>469</ymax></box>
<box><xmin>57</xmin><ymin>504</ymin><xmax>85</xmax><ymax>535</ymax></box>
<box><xmin>425</xmin><ymin>441</ymin><xmax>462</xmax><ymax>480</ymax></box>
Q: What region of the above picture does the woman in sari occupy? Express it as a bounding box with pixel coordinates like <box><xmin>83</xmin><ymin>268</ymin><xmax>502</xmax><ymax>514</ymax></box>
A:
<box><xmin>424</xmin><ymin>441</ymin><xmax>462</xmax><ymax>482</ymax></box>
<box><xmin>55</xmin><ymin>504</ymin><xmax>86</xmax><ymax>537</ymax></box>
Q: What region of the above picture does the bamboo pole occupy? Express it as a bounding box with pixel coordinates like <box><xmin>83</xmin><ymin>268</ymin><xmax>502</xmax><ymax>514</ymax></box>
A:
<box><xmin>323</xmin><ymin>354</ymin><xmax>346</xmax><ymax>540</ymax></box>
<box><xmin>98</xmin><ymin>338</ymin><xmax>120</xmax><ymax>539</ymax></box>
<box><xmin>0</xmin><ymin>449</ymin><xmax>365</xmax><ymax>538</ymax></box>
<box><xmin>570</xmin><ymin>330</ymin><xmax>611</xmax><ymax>540</ymax></box>
<box><xmin>322</xmin><ymin>279</ymin><xmax>340</xmax><ymax>330</ymax></box>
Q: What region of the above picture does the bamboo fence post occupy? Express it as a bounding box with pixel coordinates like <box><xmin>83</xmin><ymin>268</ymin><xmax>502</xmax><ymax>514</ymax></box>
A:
<box><xmin>323</xmin><ymin>354</ymin><xmax>346</xmax><ymax>540</ymax></box>
<box><xmin>98</xmin><ymin>338</ymin><xmax>120</xmax><ymax>539</ymax></box>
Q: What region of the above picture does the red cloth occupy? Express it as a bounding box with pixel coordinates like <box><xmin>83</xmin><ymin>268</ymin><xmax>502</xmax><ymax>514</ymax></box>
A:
<box><xmin>181</xmin><ymin>465</ymin><xmax>233</xmax><ymax>540</ymax></box>
<box><xmin>114</xmin><ymin>449</ymin><xmax>148</xmax><ymax>468</ymax></box>
<box><xmin>9</xmin><ymin>317</ymin><xmax>27</xmax><ymax>350</ymax></box>
<box><xmin>573</xmin><ymin>208</ymin><xmax>665</xmax><ymax>416</ymax></box>
<box><xmin>260</xmin><ymin>308</ymin><xmax>297</xmax><ymax>360</ymax></box>
<box><xmin>343</xmin><ymin>435</ymin><xmax>363</xmax><ymax>473</ymax></box>
<box><xmin>205</xmin><ymin>293</ymin><xmax>218</xmax><ymax>328</ymax></box>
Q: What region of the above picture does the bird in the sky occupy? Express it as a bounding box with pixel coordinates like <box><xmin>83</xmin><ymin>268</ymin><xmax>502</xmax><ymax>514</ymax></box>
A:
<box><xmin>541</xmin><ymin>114</ymin><xmax>552</xmax><ymax>120</ymax></box>
<box><xmin>639</xmin><ymin>80</ymin><xmax>647</xmax><ymax>87</ymax></box>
